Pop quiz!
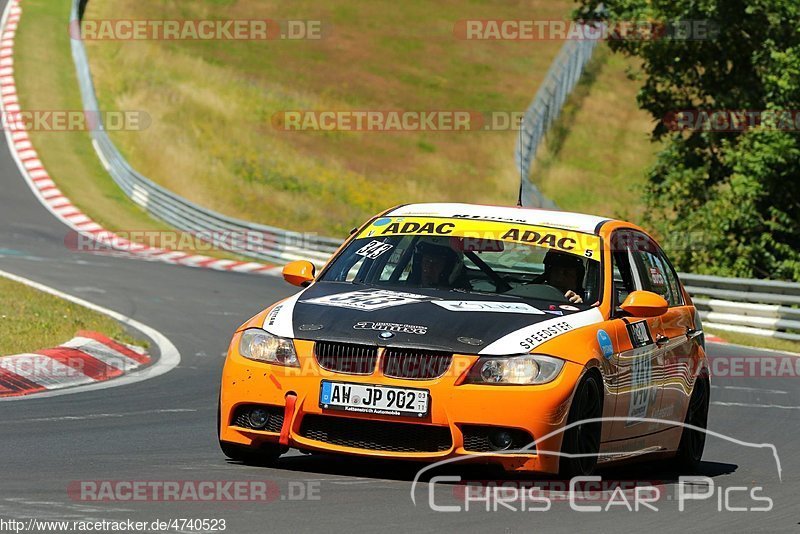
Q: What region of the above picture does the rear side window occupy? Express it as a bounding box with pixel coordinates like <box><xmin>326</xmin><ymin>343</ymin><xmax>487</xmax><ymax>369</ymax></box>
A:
<box><xmin>629</xmin><ymin>233</ymin><xmax>683</xmax><ymax>307</ymax></box>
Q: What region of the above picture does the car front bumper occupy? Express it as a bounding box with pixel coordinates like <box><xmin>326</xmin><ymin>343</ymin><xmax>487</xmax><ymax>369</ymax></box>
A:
<box><xmin>219</xmin><ymin>336</ymin><xmax>584</xmax><ymax>474</ymax></box>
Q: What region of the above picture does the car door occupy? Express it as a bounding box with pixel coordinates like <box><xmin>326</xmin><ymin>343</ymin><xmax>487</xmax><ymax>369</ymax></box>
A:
<box><xmin>630</xmin><ymin>236</ymin><xmax>696</xmax><ymax>437</ymax></box>
<box><xmin>607</xmin><ymin>230</ymin><xmax>667</xmax><ymax>441</ymax></box>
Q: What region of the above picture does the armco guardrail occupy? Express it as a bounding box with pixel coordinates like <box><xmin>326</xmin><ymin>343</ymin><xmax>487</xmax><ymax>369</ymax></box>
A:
<box><xmin>679</xmin><ymin>273</ymin><xmax>800</xmax><ymax>341</ymax></box>
<box><xmin>515</xmin><ymin>29</ymin><xmax>600</xmax><ymax>209</ymax></box>
<box><xmin>69</xmin><ymin>0</ymin><xmax>340</xmax><ymax>267</ymax></box>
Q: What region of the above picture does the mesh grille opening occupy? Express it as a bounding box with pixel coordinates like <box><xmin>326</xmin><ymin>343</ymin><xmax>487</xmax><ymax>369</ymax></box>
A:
<box><xmin>300</xmin><ymin>414</ymin><xmax>452</xmax><ymax>453</ymax></box>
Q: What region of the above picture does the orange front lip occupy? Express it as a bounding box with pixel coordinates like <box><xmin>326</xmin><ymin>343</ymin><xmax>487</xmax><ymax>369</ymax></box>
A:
<box><xmin>220</xmin><ymin>338</ymin><xmax>583</xmax><ymax>474</ymax></box>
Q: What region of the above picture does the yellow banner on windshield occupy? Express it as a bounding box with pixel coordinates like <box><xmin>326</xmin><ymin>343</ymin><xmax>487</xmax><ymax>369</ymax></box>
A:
<box><xmin>358</xmin><ymin>217</ymin><xmax>601</xmax><ymax>261</ymax></box>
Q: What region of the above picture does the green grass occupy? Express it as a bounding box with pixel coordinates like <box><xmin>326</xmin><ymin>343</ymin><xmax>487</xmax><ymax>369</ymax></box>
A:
<box><xmin>0</xmin><ymin>277</ymin><xmax>143</xmax><ymax>355</ymax></box>
<box><xmin>533</xmin><ymin>44</ymin><xmax>660</xmax><ymax>223</ymax></box>
<box><xmin>706</xmin><ymin>328</ymin><xmax>800</xmax><ymax>355</ymax></box>
<box><xmin>78</xmin><ymin>0</ymin><xmax>574</xmax><ymax>236</ymax></box>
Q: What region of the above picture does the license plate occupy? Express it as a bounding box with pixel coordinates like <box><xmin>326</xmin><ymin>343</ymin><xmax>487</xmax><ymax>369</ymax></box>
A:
<box><xmin>319</xmin><ymin>380</ymin><xmax>429</xmax><ymax>418</ymax></box>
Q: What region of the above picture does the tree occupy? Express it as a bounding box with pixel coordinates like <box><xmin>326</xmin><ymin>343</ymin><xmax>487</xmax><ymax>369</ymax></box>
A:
<box><xmin>575</xmin><ymin>0</ymin><xmax>800</xmax><ymax>279</ymax></box>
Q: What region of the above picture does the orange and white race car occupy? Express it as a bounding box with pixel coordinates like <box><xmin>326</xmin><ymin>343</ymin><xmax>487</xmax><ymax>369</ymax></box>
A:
<box><xmin>219</xmin><ymin>203</ymin><xmax>709</xmax><ymax>476</ymax></box>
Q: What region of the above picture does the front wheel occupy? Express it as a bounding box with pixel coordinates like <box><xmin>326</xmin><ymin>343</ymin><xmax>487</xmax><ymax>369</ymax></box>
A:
<box><xmin>219</xmin><ymin>440</ymin><xmax>282</xmax><ymax>466</ymax></box>
<box><xmin>559</xmin><ymin>372</ymin><xmax>603</xmax><ymax>478</ymax></box>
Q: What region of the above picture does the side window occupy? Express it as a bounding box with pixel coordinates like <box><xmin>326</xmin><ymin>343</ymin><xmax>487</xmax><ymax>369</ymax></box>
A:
<box><xmin>610</xmin><ymin>231</ymin><xmax>640</xmax><ymax>309</ymax></box>
<box><xmin>629</xmin><ymin>233</ymin><xmax>682</xmax><ymax>306</ymax></box>
<box><xmin>658</xmin><ymin>250</ymin><xmax>684</xmax><ymax>306</ymax></box>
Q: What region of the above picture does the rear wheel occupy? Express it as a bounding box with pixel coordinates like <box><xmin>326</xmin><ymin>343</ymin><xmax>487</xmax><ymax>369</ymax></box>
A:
<box><xmin>674</xmin><ymin>377</ymin><xmax>709</xmax><ymax>472</ymax></box>
<box><xmin>559</xmin><ymin>372</ymin><xmax>603</xmax><ymax>478</ymax></box>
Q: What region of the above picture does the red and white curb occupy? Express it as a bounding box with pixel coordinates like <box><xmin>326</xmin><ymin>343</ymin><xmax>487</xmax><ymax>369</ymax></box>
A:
<box><xmin>0</xmin><ymin>331</ymin><xmax>151</xmax><ymax>397</ymax></box>
<box><xmin>706</xmin><ymin>334</ymin><xmax>726</xmax><ymax>344</ymax></box>
<box><xmin>0</xmin><ymin>0</ymin><xmax>280</xmax><ymax>276</ymax></box>
<box><xmin>0</xmin><ymin>268</ymin><xmax>180</xmax><ymax>401</ymax></box>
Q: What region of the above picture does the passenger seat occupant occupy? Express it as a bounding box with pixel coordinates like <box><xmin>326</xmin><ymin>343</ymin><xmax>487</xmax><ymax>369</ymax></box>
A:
<box><xmin>535</xmin><ymin>250</ymin><xmax>586</xmax><ymax>304</ymax></box>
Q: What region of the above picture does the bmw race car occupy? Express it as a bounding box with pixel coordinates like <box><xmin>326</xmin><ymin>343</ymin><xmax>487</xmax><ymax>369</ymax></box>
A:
<box><xmin>219</xmin><ymin>203</ymin><xmax>710</xmax><ymax>476</ymax></box>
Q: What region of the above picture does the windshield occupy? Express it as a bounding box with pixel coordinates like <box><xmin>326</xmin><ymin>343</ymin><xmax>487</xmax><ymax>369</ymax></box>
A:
<box><xmin>320</xmin><ymin>216</ymin><xmax>603</xmax><ymax>305</ymax></box>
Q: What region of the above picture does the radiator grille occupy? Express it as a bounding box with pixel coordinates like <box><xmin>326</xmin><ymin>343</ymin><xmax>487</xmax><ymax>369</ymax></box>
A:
<box><xmin>381</xmin><ymin>348</ymin><xmax>452</xmax><ymax>380</ymax></box>
<box><xmin>314</xmin><ymin>341</ymin><xmax>378</xmax><ymax>375</ymax></box>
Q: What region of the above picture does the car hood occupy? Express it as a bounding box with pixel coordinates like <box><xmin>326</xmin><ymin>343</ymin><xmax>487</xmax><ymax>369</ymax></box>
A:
<box><xmin>263</xmin><ymin>282</ymin><xmax>604</xmax><ymax>355</ymax></box>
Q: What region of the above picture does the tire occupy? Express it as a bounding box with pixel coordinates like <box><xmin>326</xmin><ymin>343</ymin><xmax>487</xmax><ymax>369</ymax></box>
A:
<box><xmin>673</xmin><ymin>376</ymin><xmax>709</xmax><ymax>472</ymax></box>
<box><xmin>219</xmin><ymin>440</ymin><xmax>282</xmax><ymax>466</ymax></box>
<box><xmin>559</xmin><ymin>372</ymin><xmax>603</xmax><ymax>478</ymax></box>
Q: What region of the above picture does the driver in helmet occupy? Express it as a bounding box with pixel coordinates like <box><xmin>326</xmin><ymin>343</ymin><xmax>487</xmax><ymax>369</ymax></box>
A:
<box><xmin>536</xmin><ymin>250</ymin><xmax>585</xmax><ymax>304</ymax></box>
<box><xmin>412</xmin><ymin>241</ymin><xmax>467</xmax><ymax>289</ymax></box>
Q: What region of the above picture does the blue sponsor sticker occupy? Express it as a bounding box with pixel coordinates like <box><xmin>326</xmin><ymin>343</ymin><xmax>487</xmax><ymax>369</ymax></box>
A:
<box><xmin>597</xmin><ymin>329</ymin><xmax>614</xmax><ymax>359</ymax></box>
<box><xmin>373</xmin><ymin>218</ymin><xmax>392</xmax><ymax>226</ymax></box>
<box><xmin>320</xmin><ymin>381</ymin><xmax>332</xmax><ymax>404</ymax></box>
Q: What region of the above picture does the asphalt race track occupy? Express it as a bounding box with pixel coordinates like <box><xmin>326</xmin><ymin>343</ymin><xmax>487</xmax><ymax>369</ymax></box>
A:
<box><xmin>1</xmin><ymin>38</ymin><xmax>798</xmax><ymax>534</ymax></box>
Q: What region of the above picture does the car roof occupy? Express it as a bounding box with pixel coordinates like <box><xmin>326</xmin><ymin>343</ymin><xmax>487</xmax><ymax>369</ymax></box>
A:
<box><xmin>385</xmin><ymin>203</ymin><xmax>613</xmax><ymax>235</ymax></box>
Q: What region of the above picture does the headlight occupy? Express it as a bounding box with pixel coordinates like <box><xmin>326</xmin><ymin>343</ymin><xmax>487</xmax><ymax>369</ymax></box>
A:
<box><xmin>238</xmin><ymin>328</ymin><xmax>299</xmax><ymax>367</ymax></box>
<box><xmin>464</xmin><ymin>354</ymin><xmax>565</xmax><ymax>385</ymax></box>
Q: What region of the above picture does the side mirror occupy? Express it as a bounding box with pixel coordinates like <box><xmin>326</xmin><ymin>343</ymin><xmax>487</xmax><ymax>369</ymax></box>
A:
<box><xmin>282</xmin><ymin>260</ymin><xmax>316</xmax><ymax>287</ymax></box>
<box><xmin>620</xmin><ymin>290</ymin><xmax>668</xmax><ymax>318</ymax></box>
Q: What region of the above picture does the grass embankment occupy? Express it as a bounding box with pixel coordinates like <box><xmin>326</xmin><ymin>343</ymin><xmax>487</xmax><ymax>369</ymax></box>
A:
<box><xmin>534</xmin><ymin>44</ymin><xmax>659</xmax><ymax>223</ymax></box>
<box><xmin>80</xmin><ymin>0</ymin><xmax>573</xmax><ymax>236</ymax></box>
<box><xmin>0</xmin><ymin>277</ymin><xmax>142</xmax><ymax>355</ymax></box>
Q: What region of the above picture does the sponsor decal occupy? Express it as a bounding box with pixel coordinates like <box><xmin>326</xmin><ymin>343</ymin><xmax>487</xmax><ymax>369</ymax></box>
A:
<box><xmin>559</xmin><ymin>304</ymin><xmax>579</xmax><ymax>311</ymax></box>
<box><xmin>357</xmin><ymin>217</ymin><xmax>601</xmax><ymax>261</ymax></box>
<box><xmin>431</xmin><ymin>301</ymin><xmax>544</xmax><ymax>314</ymax></box>
<box><xmin>518</xmin><ymin>322</ymin><xmax>573</xmax><ymax>350</ymax></box>
<box><xmin>452</xmin><ymin>213</ymin><xmax>528</xmax><ymax>223</ymax></box>
<box><xmin>265</xmin><ymin>304</ymin><xmax>283</xmax><ymax>327</ymax></box>
<box><xmin>262</xmin><ymin>291</ymin><xmax>306</xmax><ymax>338</ymax></box>
<box><xmin>480</xmin><ymin>308</ymin><xmax>604</xmax><ymax>355</ymax></box>
<box><xmin>627</xmin><ymin>348</ymin><xmax>657</xmax><ymax>423</ymax></box>
<box><xmin>354</xmin><ymin>321</ymin><xmax>428</xmax><ymax>335</ymax></box>
<box><xmin>597</xmin><ymin>329</ymin><xmax>614</xmax><ymax>359</ymax></box>
<box><xmin>355</xmin><ymin>240</ymin><xmax>394</xmax><ymax>259</ymax></box>
<box><xmin>302</xmin><ymin>289</ymin><xmax>432</xmax><ymax>311</ymax></box>
<box><xmin>626</xmin><ymin>320</ymin><xmax>654</xmax><ymax>348</ymax></box>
